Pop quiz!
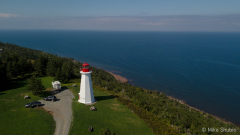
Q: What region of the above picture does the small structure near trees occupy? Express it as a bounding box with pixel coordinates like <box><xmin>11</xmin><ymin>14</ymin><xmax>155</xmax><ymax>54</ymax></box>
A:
<box><xmin>88</xmin><ymin>126</ymin><xmax>93</xmax><ymax>132</ymax></box>
<box><xmin>90</xmin><ymin>106</ymin><xmax>96</xmax><ymax>111</ymax></box>
<box><xmin>24</xmin><ymin>95</ymin><xmax>31</xmax><ymax>99</ymax></box>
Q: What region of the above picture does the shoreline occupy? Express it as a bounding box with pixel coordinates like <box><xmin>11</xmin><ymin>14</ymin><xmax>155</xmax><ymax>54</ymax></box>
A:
<box><xmin>106</xmin><ymin>71</ymin><xmax>238</xmax><ymax>126</ymax></box>
<box><xmin>107</xmin><ymin>71</ymin><xmax>128</xmax><ymax>83</ymax></box>
<box><xmin>166</xmin><ymin>95</ymin><xmax>235</xmax><ymax>126</ymax></box>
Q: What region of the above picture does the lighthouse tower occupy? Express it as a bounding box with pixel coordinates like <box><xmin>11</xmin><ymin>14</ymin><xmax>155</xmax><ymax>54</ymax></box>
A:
<box><xmin>78</xmin><ymin>62</ymin><xmax>95</xmax><ymax>104</ymax></box>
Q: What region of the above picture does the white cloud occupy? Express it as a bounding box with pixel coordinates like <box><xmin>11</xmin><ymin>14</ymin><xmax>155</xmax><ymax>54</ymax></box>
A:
<box><xmin>140</xmin><ymin>22</ymin><xmax>165</xmax><ymax>26</ymax></box>
<box><xmin>93</xmin><ymin>17</ymin><xmax>144</xmax><ymax>22</ymax></box>
<box><xmin>1</xmin><ymin>14</ymin><xmax>240</xmax><ymax>31</ymax></box>
<box><xmin>0</xmin><ymin>13</ymin><xmax>25</xmax><ymax>18</ymax></box>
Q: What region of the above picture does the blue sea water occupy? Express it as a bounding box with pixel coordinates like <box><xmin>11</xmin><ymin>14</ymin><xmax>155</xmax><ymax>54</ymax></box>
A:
<box><xmin>0</xmin><ymin>30</ymin><xmax>240</xmax><ymax>125</ymax></box>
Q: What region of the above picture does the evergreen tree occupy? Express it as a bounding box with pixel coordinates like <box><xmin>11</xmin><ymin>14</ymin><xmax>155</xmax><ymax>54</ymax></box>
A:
<box><xmin>34</xmin><ymin>55</ymin><xmax>48</xmax><ymax>76</ymax></box>
<box><xmin>6</xmin><ymin>61</ymin><xmax>13</xmax><ymax>78</ymax></box>
<box><xmin>67</xmin><ymin>60</ymin><xmax>73</xmax><ymax>80</ymax></box>
<box><xmin>46</xmin><ymin>59</ymin><xmax>56</xmax><ymax>77</ymax></box>
<box><xmin>26</xmin><ymin>59</ymin><xmax>33</xmax><ymax>74</ymax></box>
<box><xmin>27</xmin><ymin>75</ymin><xmax>45</xmax><ymax>96</ymax></box>
<box><xmin>12</xmin><ymin>61</ymin><xmax>19</xmax><ymax>78</ymax></box>
<box><xmin>61</xmin><ymin>61</ymin><xmax>68</xmax><ymax>82</ymax></box>
<box><xmin>0</xmin><ymin>60</ymin><xmax>7</xmax><ymax>87</ymax></box>
<box><xmin>17</xmin><ymin>56</ymin><xmax>27</xmax><ymax>77</ymax></box>
<box><xmin>54</xmin><ymin>68</ymin><xmax>62</xmax><ymax>81</ymax></box>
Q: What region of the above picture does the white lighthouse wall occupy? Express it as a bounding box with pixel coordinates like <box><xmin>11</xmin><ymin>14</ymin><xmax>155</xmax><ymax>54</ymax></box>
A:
<box><xmin>79</xmin><ymin>71</ymin><xmax>95</xmax><ymax>104</ymax></box>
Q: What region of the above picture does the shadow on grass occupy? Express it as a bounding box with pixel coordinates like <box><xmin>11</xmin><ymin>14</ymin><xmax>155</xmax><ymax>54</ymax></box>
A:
<box><xmin>39</xmin><ymin>91</ymin><xmax>52</xmax><ymax>97</ymax></box>
<box><xmin>50</xmin><ymin>86</ymin><xmax>69</xmax><ymax>95</ymax></box>
<box><xmin>0</xmin><ymin>92</ymin><xmax>6</xmax><ymax>96</ymax></box>
<box><xmin>61</xmin><ymin>81</ymin><xmax>74</xmax><ymax>84</ymax></box>
<box><xmin>95</xmin><ymin>95</ymin><xmax>115</xmax><ymax>101</ymax></box>
<box><xmin>0</xmin><ymin>79</ymin><xmax>28</xmax><ymax>92</ymax></box>
<box><xmin>36</xmin><ymin>86</ymin><xmax>70</xmax><ymax>98</ymax></box>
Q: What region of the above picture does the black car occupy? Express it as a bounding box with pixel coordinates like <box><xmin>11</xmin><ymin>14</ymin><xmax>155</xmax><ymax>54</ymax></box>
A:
<box><xmin>43</xmin><ymin>96</ymin><xmax>57</xmax><ymax>101</ymax></box>
<box><xmin>25</xmin><ymin>101</ymin><xmax>41</xmax><ymax>108</ymax></box>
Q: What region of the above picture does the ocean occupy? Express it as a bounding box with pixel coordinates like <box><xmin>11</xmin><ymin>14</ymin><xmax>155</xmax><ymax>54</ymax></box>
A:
<box><xmin>0</xmin><ymin>30</ymin><xmax>240</xmax><ymax>125</ymax></box>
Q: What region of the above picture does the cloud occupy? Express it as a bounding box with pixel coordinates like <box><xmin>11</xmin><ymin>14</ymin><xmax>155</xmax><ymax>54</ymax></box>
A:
<box><xmin>140</xmin><ymin>22</ymin><xmax>164</xmax><ymax>26</ymax></box>
<box><xmin>93</xmin><ymin>17</ymin><xmax>144</xmax><ymax>22</ymax></box>
<box><xmin>1</xmin><ymin>14</ymin><xmax>240</xmax><ymax>31</ymax></box>
<box><xmin>0</xmin><ymin>13</ymin><xmax>25</xmax><ymax>18</ymax></box>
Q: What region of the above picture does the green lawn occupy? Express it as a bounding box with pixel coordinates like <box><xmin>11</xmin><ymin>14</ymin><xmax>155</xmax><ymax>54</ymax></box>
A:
<box><xmin>68</xmin><ymin>81</ymin><xmax>154</xmax><ymax>135</ymax></box>
<box><xmin>0</xmin><ymin>77</ymin><xmax>55</xmax><ymax>135</ymax></box>
<box><xmin>0</xmin><ymin>77</ymin><xmax>154</xmax><ymax>135</ymax></box>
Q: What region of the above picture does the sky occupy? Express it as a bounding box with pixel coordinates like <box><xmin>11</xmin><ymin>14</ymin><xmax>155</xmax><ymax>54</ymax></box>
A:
<box><xmin>1</xmin><ymin>0</ymin><xmax>240</xmax><ymax>31</ymax></box>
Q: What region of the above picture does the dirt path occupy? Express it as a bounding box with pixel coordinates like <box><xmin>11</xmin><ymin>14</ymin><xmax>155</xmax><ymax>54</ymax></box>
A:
<box><xmin>39</xmin><ymin>89</ymin><xmax>75</xmax><ymax>135</ymax></box>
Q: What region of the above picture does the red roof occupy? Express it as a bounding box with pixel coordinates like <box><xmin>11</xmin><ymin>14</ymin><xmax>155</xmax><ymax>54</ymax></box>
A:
<box><xmin>82</xmin><ymin>62</ymin><xmax>89</xmax><ymax>66</ymax></box>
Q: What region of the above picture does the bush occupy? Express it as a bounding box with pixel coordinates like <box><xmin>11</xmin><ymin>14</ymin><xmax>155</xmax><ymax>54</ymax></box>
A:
<box><xmin>100</xmin><ymin>128</ymin><xmax>115</xmax><ymax>135</ymax></box>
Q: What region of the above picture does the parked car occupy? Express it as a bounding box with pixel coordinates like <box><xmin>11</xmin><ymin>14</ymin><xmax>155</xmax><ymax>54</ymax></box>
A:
<box><xmin>43</xmin><ymin>96</ymin><xmax>57</xmax><ymax>101</ymax></box>
<box><xmin>25</xmin><ymin>101</ymin><xmax>41</xmax><ymax>108</ymax></box>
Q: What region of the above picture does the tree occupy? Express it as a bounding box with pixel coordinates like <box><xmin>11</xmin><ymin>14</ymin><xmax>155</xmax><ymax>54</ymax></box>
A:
<box><xmin>27</xmin><ymin>75</ymin><xmax>45</xmax><ymax>96</ymax></box>
<box><xmin>12</xmin><ymin>61</ymin><xmax>19</xmax><ymax>78</ymax></box>
<box><xmin>61</xmin><ymin>61</ymin><xmax>68</xmax><ymax>82</ymax></box>
<box><xmin>17</xmin><ymin>56</ymin><xmax>27</xmax><ymax>77</ymax></box>
<box><xmin>6</xmin><ymin>61</ymin><xmax>14</xmax><ymax>78</ymax></box>
<box><xmin>0</xmin><ymin>60</ymin><xmax>8</xmax><ymax>87</ymax></box>
<box><xmin>26</xmin><ymin>59</ymin><xmax>33</xmax><ymax>74</ymax></box>
<box><xmin>46</xmin><ymin>59</ymin><xmax>56</xmax><ymax>77</ymax></box>
<box><xmin>54</xmin><ymin>68</ymin><xmax>62</xmax><ymax>81</ymax></box>
<box><xmin>34</xmin><ymin>55</ymin><xmax>48</xmax><ymax>76</ymax></box>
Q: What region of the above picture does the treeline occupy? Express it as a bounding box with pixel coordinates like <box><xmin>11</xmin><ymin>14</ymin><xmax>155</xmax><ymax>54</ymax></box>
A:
<box><xmin>0</xmin><ymin>42</ymin><xmax>80</xmax><ymax>88</ymax></box>
<box><xmin>0</xmin><ymin>42</ymin><xmax>42</xmax><ymax>60</ymax></box>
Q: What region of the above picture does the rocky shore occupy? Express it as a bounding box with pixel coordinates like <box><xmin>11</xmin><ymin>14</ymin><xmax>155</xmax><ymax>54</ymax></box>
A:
<box><xmin>107</xmin><ymin>71</ymin><xmax>128</xmax><ymax>83</ymax></box>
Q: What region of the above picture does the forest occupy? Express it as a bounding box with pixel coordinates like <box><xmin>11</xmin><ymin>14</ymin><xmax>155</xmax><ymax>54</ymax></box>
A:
<box><xmin>0</xmin><ymin>42</ymin><xmax>239</xmax><ymax>135</ymax></box>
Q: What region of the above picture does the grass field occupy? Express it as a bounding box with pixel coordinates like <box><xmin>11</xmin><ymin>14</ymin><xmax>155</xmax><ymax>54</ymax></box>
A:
<box><xmin>0</xmin><ymin>77</ymin><xmax>154</xmax><ymax>135</ymax></box>
<box><xmin>68</xmin><ymin>80</ymin><xmax>154</xmax><ymax>135</ymax></box>
<box><xmin>0</xmin><ymin>77</ymin><xmax>55</xmax><ymax>135</ymax></box>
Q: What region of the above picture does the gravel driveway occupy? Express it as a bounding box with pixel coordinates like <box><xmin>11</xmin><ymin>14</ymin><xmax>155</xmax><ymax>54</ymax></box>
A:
<box><xmin>39</xmin><ymin>89</ymin><xmax>75</xmax><ymax>135</ymax></box>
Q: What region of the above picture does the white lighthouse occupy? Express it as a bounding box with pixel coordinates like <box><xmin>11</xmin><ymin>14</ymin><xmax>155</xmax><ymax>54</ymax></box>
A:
<box><xmin>78</xmin><ymin>62</ymin><xmax>95</xmax><ymax>104</ymax></box>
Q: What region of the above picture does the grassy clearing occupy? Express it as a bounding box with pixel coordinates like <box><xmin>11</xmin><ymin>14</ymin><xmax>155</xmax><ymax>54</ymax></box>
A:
<box><xmin>0</xmin><ymin>77</ymin><xmax>55</xmax><ymax>135</ymax></box>
<box><xmin>68</xmin><ymin>80</ymin><xmax>154</xmax><ymax>135</ymax></box>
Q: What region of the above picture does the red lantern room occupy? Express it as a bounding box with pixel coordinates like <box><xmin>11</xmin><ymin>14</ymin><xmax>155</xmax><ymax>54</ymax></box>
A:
<box><xmin>81</xmin><ymin>62</ymin><xmax>90</xmax><ymax>72</ymax></box>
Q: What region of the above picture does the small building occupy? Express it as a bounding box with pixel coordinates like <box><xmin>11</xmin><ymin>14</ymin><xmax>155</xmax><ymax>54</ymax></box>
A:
<box><xmin>52</xmin><ymin>81</ymin><xmax>61</xmax><ymax>90</ymax></box>
<box><xmin>0</xmin><ymin>49</ymin><xmax>3</xmax><ymax>53</ymax></box>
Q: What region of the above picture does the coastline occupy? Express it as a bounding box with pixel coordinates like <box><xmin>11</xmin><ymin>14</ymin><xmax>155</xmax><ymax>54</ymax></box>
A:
<box><xmin>106</xmin><ymin>71</ymin><xmax>237</xmax><ymax>126</ymax></box>
<box><xmin>107</xmin><ymin>71</ymin><xmax>128</xmax><ymax>83</ymax></box>
<box><xmin>166</xmin><ymin>95</ymin><xmax>235</xmax><ymax>125</ymax></box>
